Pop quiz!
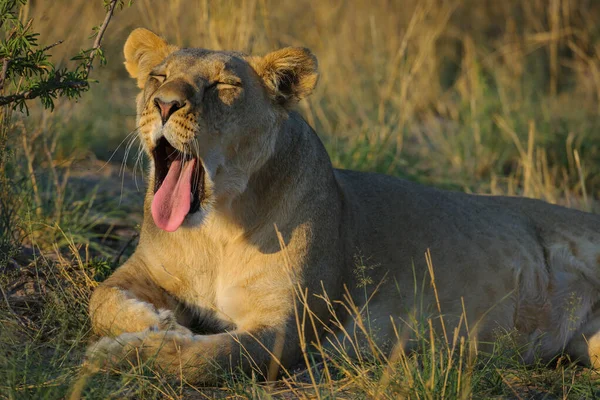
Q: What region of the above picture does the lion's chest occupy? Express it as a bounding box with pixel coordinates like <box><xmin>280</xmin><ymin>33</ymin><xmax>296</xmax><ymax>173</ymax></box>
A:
<box><xmin>148</xmin><ymin>237</ymin><xmax>293</xmax><ymax>331</ymax></box>
<box><xmin>211</xmin><ymin>251</ymin><xmax>295</xmax><ymax>330</ymax></box>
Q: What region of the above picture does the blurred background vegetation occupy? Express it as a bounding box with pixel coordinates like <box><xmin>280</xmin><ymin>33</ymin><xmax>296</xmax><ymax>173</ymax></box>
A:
<box><xmin>13</xmin><ymin>0</ymin><xmax>600</xmax><ymax>214</ymax></box>
<box><xmin>10</xmin><ymin>0</ymin><xmax>600</xmax><ymax>192</ymax></box>
<box><xmin>2</xmin><ymin>0</ymin><xmax>600</xmax><ymax>398</ymax></box>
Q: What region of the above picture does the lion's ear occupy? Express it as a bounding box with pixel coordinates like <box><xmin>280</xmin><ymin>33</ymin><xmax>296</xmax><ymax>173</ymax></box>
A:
<box><xmin>251</xmin><ymin>47</ymin><xmax>318</xmax><ymax>107</ymax></box>
<box><xmin>124</xmin><ymin>28</ymin><xmax>178</xmax><ymax>89</ymax></box>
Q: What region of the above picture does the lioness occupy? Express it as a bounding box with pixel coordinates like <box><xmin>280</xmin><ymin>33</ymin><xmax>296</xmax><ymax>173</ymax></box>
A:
<box><xmin>89</xmin><ymin>28</ymin><xmax>600</xmax><ymax>383</ymax></box>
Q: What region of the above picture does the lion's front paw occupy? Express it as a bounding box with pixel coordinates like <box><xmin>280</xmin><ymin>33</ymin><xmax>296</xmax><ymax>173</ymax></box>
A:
<box><xmin>87</xmin><ymin>330</ymin><xmax>198</xmax><ymax>370</ymax></box>
<box><xmin>87</xmin><ymin>332</ymin><xmax>145</xmax><ymax>366</ymax></box>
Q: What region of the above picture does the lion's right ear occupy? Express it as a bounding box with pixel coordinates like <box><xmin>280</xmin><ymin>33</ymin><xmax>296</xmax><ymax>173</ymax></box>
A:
<box><xmin>124</xmin><ymin>28</ymin><xmax>178</xmax><ymax>89</ymax></box>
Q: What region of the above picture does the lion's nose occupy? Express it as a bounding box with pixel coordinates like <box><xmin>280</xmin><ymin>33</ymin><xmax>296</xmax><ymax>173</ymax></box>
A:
<box><xmin>154</xmin><ymin>97</ymin><xmax>185</xmax><ymax>124</ymax></box>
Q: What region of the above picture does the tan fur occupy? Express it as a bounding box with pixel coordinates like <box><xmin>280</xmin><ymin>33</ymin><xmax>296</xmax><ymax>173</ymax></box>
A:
<box><xmin>88</xmin><ymin>28</ymin><xmax>600</xmax><ymax>384</ymax></box>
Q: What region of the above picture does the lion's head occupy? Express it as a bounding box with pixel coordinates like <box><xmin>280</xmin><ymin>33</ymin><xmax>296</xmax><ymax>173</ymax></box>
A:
<box><xmin>123</xmin><ymin>28</ymin><xmax>318</xmax><ymax>232</ymax></box>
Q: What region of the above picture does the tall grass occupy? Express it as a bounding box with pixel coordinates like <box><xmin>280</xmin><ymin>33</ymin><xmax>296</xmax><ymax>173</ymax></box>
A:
<box><xmin>18</xmin><ymin>0</ymin><xmax>600</xmax><ymax>204</ymax></box>
<box><xmin>2</xmin><ymin>0</ymin><xmax>600</xmax><ymax>398</ymax></box>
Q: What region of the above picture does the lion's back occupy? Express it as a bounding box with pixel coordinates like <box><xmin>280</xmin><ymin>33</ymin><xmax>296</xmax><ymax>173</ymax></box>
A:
<box><xmin>333</xmin><ymin>167</ymin><xmax>600</xmax><ymax>278</ymax></box>
<box><xmin>335</xmin><ymin>168</ymin><xmax>600</xmax><ymax>241</ymax></box>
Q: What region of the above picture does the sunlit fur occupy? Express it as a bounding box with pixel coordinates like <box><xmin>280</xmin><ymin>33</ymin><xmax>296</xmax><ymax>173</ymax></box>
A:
<box><xmin>88</xmin><ymin>28</ymin><xmax>600</xmax><ymax>384</ymax></box>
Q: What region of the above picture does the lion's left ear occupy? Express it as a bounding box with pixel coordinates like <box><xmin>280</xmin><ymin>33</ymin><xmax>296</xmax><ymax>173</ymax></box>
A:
<box><xmin>124</xmin><ymin>28</ymin><xmax>178</xmax><ymax>89</ymax></box>
<box><xmin>251</xmin><ymin>47</ymin><xmax>318</xmax><ymax>107</ymax></box>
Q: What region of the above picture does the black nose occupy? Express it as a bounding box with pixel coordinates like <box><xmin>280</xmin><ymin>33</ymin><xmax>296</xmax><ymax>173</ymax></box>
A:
<box><xmin>154</xmin><ymin>97</ymin><xmax>184</xmax><ymax>124</ymax></box>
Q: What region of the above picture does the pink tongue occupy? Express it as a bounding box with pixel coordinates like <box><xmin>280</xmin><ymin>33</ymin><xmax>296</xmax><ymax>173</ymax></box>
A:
<box><xmin>151</xmin><ymin>158</ymin><xmax>196</xmax><ymax>232</ymax></box>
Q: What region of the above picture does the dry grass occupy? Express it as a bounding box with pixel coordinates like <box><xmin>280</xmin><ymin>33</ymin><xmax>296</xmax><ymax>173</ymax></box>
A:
<box><xmin>2</xmin><ymin>0</ymin><xmax>600</xmax><ymax>398</ymax></box>
<box><xmin>21</xmin><ymin>0</ymin><xmax>600</xmax><ymax>203</ymax></box>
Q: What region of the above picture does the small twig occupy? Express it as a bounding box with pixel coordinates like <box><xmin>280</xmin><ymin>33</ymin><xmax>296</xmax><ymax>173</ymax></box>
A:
<box><xmin>40</xmin><ymin>40</ymin><xmax>65</xmax><ymax>53</ymax></box>
<box><xmin>0</xmin><ymin>58</ymin><xmax>9</xmax><ymax>91</ymax></box>
<box><xmin>21</xmin><ymin>18</ymin><xmax>33</xmax><ymax>35</ymax></box>
<box><xmin>84</xmin><ymin>0</ymin><xmax>119</xmax><ymax>78</ymax></box>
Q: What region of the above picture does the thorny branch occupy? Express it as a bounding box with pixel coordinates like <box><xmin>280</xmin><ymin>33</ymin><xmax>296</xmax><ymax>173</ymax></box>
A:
<box><xmin>0</xmin><ymin>0</ymin><xmax>120</xmax><ymax>107</ymax></box>
<box><xmin>0</xmin><ymin>80</ymin><xmax>87</xmax><ymax>107</ymax></box>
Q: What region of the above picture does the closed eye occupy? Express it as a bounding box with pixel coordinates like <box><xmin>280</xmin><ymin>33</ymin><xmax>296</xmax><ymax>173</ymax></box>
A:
<box><xmin>207</xmin><ymin>80</ymin><xmax>242</xmax><ymax>90</ymax></box>
<box><xmin>217</xmin><ymin>82</ymin><xmax>241</xmax><ymax>89</ymax></box>
<box><xmin>150</xmin><ymin>74</ymin><xmax>166</xmax><ymax>84</ymax></box>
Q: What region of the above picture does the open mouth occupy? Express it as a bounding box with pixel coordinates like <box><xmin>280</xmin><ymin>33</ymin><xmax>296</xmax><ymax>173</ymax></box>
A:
<box><xmin>151</xmin><ymin>137</ymin><xmax>204</xmax><ymax>232</ymax></box>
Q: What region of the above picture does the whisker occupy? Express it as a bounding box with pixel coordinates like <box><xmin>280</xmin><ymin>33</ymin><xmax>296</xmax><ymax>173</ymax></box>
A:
<box><xmin>133</xmin><ymin>142</ymin><xmax>146</xmax><ymax>192</ymax></box>
<box><xmin>120</xmin><ymin>131</ymin><xmax>139</xmax><ymax>177</ymax></box>
<box><xmin>114</xmin><ymin>94</ymin><xmax>160</xmax><ymax>199</ymax></box>
<box><xmin>97</xmin><ymin>126</ymin><xmax>140</xmax><ymax>174</ymax></box>
<box><xmin>115</xmin><ymin>129</ymin><xmax>143</xmax><ymax>205</ymax></box>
